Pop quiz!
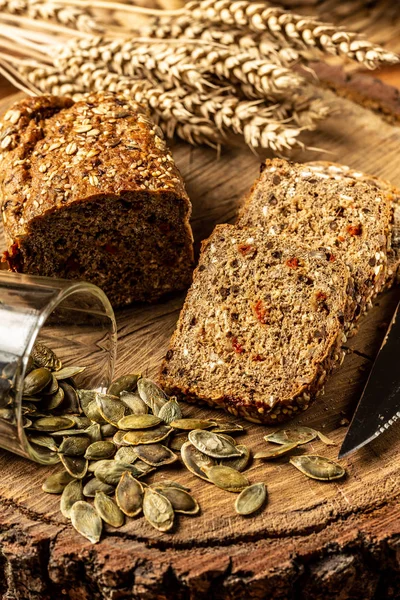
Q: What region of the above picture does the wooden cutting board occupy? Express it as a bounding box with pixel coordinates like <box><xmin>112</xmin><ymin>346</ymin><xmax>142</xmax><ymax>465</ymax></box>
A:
<box><xmin>0</xmin><ymin>90</ymin><xmax>399</xmax><ymax>600</ymax></box>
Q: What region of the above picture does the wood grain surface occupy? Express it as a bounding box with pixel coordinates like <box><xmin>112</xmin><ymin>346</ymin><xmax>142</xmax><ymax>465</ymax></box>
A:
<box><xmin>0</xmin><ymin>89</ymin><xmax>399</xmax><ymax>600</ymax></box>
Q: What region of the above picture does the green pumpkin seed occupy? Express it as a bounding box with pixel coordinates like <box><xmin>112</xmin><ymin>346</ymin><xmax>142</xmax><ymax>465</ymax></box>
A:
<box><xmin>153</xmin><ymin>486</ymin><xmax>199</xmax><ymax>515</ymax></box>
<box><xmin>114</xmin><ymin>446</ymin><xmax>139</xmax><ymax>463</ymax></box>
<box><xmin>181</xmin><ymin>442</ymin><xmax>216</xmax><ymax>481</ymax></box>
<box><xmin>113</xmin><ymin>429</ymin><xmax>130</xmax><ymax>447</ymax></box>
<box><xmin>254</xmin><ymin>442</ymin><xmax>299</xmax><ymax>460</ymax></box>
<box><xmin>235</xmin><ymin>483</ymin><xmax>267</xmax><ymax>515</ymax></box>
<box><xmin>170</xmin><ymin>418</ymin><xmax>217</xmax><ymax>431</ymax></box>
<box><xmin>96</xmin><ymin>393</ymin><xmax>127</xmax><ymax>426</ymax></box>
<box><xmin>85</xmin><ymin>423</ymin><xmax>102</xmax><ymax>443</ymax></box>
<box><xmin>221</xmin><ymin>445</ymin><xmax>251</xmax><ymax>471</ymax></box>
<box><xmin>100</xmin><ymin>423</ymin><xmax>117</xmax><ymax>437</ymax></box>
<box><xmin>158</xmin><ymin>397</ymin><xmax>182</xmax><ymax>425</ymax></box>
<box><xmin>94</xmin><ymin>460</ymin><xmax>142</xmax><ymax>486</ymax></box>
<box><xmin>43</xmin><ymin>373</ymin><xmax>59</xmax><ymax>395</ymax></box>
<box><xmin>51</xmin><ymin>429</ymin><xmax>89</xmax><ymax>437</ymax></box>
<box><xmin>32</xmin><ymin>416</ymin><xmax>75</xmax><ymax>432</ymax></box>
<box><xmin>117</xmin><ymin>414</ymin><xmax>161</xmax><ymax>430</ymax></box>
<box><xmin>42</xmin><ymin>470</ymin><xmax>73</xmax><ymax>494</ymax></box>
<box><xmin>31</xmin><ymin>342</ymin><xmax>62</xmax><ymax>371</ymax></box>
<box><xmin>132</xmin><ymin>443</ymin><xmax>178</xmax><ymax>467</ymax></box>
<box><xmin>123</xmin><ymin>425</ymin><xmax>172</xmax><ymax>446</ymax></box>
<box><xmin>169</xmin><ymin>433</ymin><xmax>188</xmax><ymax>451</ymax></box>
<box><xmin>69</xmin><ymin>416</ymin><xmax>91</xmax><ymax>430</ymax></box>
<box><xmin>120</xmin><ymin>391</ymin><xmax>148</xmax><ymax>415</ymax></box>
<box><xmin>115</xmin><ymin>472</ymin><xmax>144</xmax><ymax>517</ymax></box>
<box><xmin>59</xmin><ymin>454</ymin><xmax>88</xmax><ymax>479</ymax></box>
<box><xmin>60</xmin><ymin>479</ymin><xmax>84</xmax><ymax>518</ymax></box>
<box><xmin>54</xmin><ymin>366</ymin><xmax>86</xmax><ymax>380</ymax></box>
<box><xmin>264</xmin><ymin>426</ymin><xmax>317</xmax><ymax>445</ymax></box>
<box><xmin>317</xmin><ymin>431</ymin><xmax>336</xmax><ymax>446</ymax></box>
<box><xmin>77</xmin><ymin>389</ymin><xmax>98</xmax><ymax>413</ymax></box>
<box><xmin>84</xmin><ymin>400</ymin><xmax>107</xmax><ymax>424</ymax></box>
<box><xmin>59</xmin><ymin>382</ymin><xmax>80</xmax><ymax>413</ymax></box>
<box><xmin>94</xmin><ymin>491</ymin><xmax>125</xmax><ymax>528</ymax></box>
<box><xmin>108</xmin><ymin>374</ymin><xmax>141</xmax><ymax>397</ymax></box>
<box><xmin>83</xmin><ymin>478</ymin><xmax>115</xmax><ymax>497</ymax></box>
<box><xmin>40</xmin><ymin>386</ymin><xmax>64</xmax><ymax>411</ymax></box>
<box><xmin>88</xmin><ymin>459</ymin><xmax>111</xmax><ymax>473</ymax></box>
<box><xmin>29</xmin><ymin>434</ymin><xmax>59</xmax><ymax>452</ymax></box>
<box><xmin>143</xmin><ymin>487</ymin><xmax>174</xmax><ymax>532</ymax></box>
<box><xmin>188</xmin><ymin>429</ymin><xmax>241</xmax><ymax>459</ymax></box>
<box><xmin>202</xmin><ymin>465</ymin><xmax>249</xmax><ymax>492</ymax></box>
<box><xmin>23</xmin><ymin>368</ymin><xmax>52</xmax><ymax>396</ymax></box>
<box><xmin>211</xmin><ymin>422</ymin><xmax>245</xmax><ymax>434</ymax></box>
<box><xmin>289</xmin><ymin>455</ymin><xmax>345</xmax><ymax>481</ymax></box>
<box><xmin>58</xmin><ymin>436</ymin><xmax>91</xmax><ymax>457</ymax></box>
<box><xmin>137</xmin><ymin>378</ymin><xmax>168</xmax><ymax>416</ymax></box>
<box><xmin>70</xmin><ymin>501</ymin><xmax>102</xmax><ymax>544</ymax></box>
<box><xmin>85</xmin><ymin>441</ymin><xmax>116</xmax><ymax>460</ymax></box>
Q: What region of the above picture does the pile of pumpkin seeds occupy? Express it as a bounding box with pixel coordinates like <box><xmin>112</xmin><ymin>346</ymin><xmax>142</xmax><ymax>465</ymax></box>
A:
<box><xmin>1</xmin><ymin>342</ymin><xmax>346</xmax><ymax>543</ymax></box>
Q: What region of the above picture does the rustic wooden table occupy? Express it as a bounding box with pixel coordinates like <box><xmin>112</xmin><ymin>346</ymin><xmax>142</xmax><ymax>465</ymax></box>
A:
<box><xmin>0</xmin><ymin>69</ymin><xmax>400</xmax><ymax>600</ymax></box>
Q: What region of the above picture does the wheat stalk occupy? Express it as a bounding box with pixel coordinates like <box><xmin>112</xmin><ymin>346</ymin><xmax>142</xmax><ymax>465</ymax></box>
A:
<box><xmin>0</xmin><ymin>0</ymin><xmax>102</xmax><ymax>32</ymax></box>
<box><xmin>185</xmin><ymin>0</ymin><xmax>399</xmax><ymax>69</ymax></box>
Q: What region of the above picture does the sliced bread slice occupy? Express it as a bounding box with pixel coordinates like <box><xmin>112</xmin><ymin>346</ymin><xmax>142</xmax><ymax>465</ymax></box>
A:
<box><xmin>237</xmin><ymin>158</ymin><xmax>393</xmax><ymax>321</ymax></box>
<box><xmin>159</xmin><ymin>224</ymin><xmax>351</xmax><ymax>424</ymax></box>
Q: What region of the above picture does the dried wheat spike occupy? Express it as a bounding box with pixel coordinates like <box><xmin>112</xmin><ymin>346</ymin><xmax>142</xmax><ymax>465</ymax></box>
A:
<box><xmin>0</xmin><ymin>0</ymin><xmax>102</xmax><ymax>32</ymax></box>
<box><xmin>186</xmin><ymin>0</ymin><xmax>400</xmax><ymax>68</ymax></box>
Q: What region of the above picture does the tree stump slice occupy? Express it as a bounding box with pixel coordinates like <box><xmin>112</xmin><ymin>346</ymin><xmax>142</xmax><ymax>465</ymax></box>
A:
<box><xmin>0</xmin><ymin>88</ymin><xmax>399</xmax><ymax>600</ymax></box>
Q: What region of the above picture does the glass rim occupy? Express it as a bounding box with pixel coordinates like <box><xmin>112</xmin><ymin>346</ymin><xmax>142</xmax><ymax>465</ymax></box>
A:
<box><xmin>14</xmin><ymin>278</ymin><xmax>117</xmax><ymax>464</ymax></box>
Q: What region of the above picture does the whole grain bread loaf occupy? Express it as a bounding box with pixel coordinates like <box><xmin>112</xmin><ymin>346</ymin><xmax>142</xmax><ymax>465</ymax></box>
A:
<box><xmin>159</xmin><ymin>224</ymin><xmax>351</xmax><ymax>424</ymax></box>
<box><xmin>236</xmin><ymin>158</ymin><xmax>393</xmax><ymax>321</ymax></box>
<box><xmin>0</xmin><ymin>93</ymin><xmax>194</xmax><ymax>306</ymax></box>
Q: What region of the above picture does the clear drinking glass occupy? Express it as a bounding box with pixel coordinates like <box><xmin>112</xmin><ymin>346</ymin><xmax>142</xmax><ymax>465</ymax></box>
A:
<box><xmin>0</xmin><ymin>272</ymin><xmax>117</xmax><ymax>464</ymax></box>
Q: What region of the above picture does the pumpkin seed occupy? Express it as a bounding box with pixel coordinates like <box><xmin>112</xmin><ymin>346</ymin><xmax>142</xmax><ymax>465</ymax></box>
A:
<box><xmin>221</xmin><ymin>445</ymin><xmax>251</xmax><ymax>471</ymax></box>
<box><xmin>77</xmin><ymin>389</ymin><xmax>98</xmax><ymax>413</ymax></box>
<box><xmin>23</xmin><ymin>368</ymin><xmax>52</xmax><ymax>396</ymax></box>
<box><xmin>94</xmin><ymin>460</ymin><xmax>142</xmax><ymax>486</ymax></box>
<box><xmin>114</xmin><ymin>446</ymin><xmax>139</xmax><ymax>463</ymax></box>
<box><xmin>43</xmin><ymin>373</ymin><xmax>59</xmax><ymax>395</ymax></box>
<box><xmin>108</xmin><ymin>373</ymin><xmax>140</xmax><ymax>397</ymax></box>
<box><xmin>60</xmin><ymin>479</ymin><xmax>84</xmax><ymax>518</ymax></box>
<box><xmin>134</xmin><ymin>459</ymin><xmax>155</xmax><ymax>477</ymax></box>
<box><xmin>84</xmin><ymin>400</ymin><xmax>108</xmax><ymax>424</ymax></box>
<box><xmin>54</xmin><ymin>366</ymin><xmax>86</xmax><ymax>380</ymax></box>
<box><xmin>218</xmin><ymin>434</ymin><xmax>237</xmax><ymax>446</ymax></box>
<box><xmin>153</xmin><ymin>486</ymin><xmax>199</xmax><ymax>515</ymax></box>
<box><xmin>40</xmin><ymin>386</ymin><xmax>64</xmax><ymax>411</ymax></box>
<box><xmin>94</xmin><ymin>491</ymin><xmax>125</xmax><ymax>527</ymax></box>
<box><xmin>31</xmin><ymin>342</ymin><xmax>62</xmax><ymax>371</ymax></box>
<box><xmin>100</xmin><ymin>423</ymin><xmax>117</xmax><ymax>437</ymax></box>
<box><xmin>264</xmin><ymin>426</ymin><xmax>317</xmax><ymax>445</ymax></box>
<box><xmin>137</xmin><ymin>378</ymin><xmax>168</xmax><ymax>416</ymax></box>
<box><xmin>181</xmin><ymin>442</ymin><xmax>216</xmax><ymax>481</ymax></box>
<box><xmin>150</xmin><ymin>480</ymin><xmax>190</xmax><ymax>492</ymax></box>
<box><xmin>169</xmin><ymin>433</ymin><xmax>188</xmax><ymax>451</ymax></box>
<box><xmin>235</xmin><ymin>483</ymin><xmax>267</xmax><ymax>515</ymax></box>
<box><xmin>254</xmin><ymin>442</ymin><xmax>299</xmax><ymax>460</ymax></box>
<box><xmin>117</xmin><ymin>414</ymin><xmax>161</xmax><ymax>430</ymax></box>
<box><xmin>113</xmin><ymin>429</ymin><xmax>130</xmax><ymax>447</ymax></box>
<box><xmin>70</xmin><ymin>501</ymin><xmax>102</xmax><ymax>544</ymax></box>
<box><xmin>317</xmin><ymin>431</ymin><xmax>336</xmax><ymax>446</ymax></box>
<box><xmin>158</xmin><ymin>397</ymin><xmax>182</xmax><ymax>425</ymax></box>
<box><xmin>58</xmin><ymin>436</ymin><xmax>91</xmax><ymax>457</ymax></box>
<box><xmin>88</xmin><ymin>459</ymin><xmax>111</xmax><ymax>473</ymax></box>
<box><xmin>202</xmin><ymin>465</ymin><xmax>249</xmax><ymax>492</ymax></box>
<box><xmin>120</xmin><ymin>391</ymin><xmax>148</xmax><ymax>415</ymax></box>
<box><xmin>85</xmin><ymin>423</ymin><xmax>102</xmax><ymax>443</ymax></box>
<box><xmin>143</xmin><ymin>487</ymin><xmax>174</xmax><ymax>532</ymax></box>
<box><xmin>59</xmin><ymin>382</ymin><xmax>80</xmax><ymax>413</ymax></box>
<box><xmin>30</xmin><ymin>434</ymin><xmax>58</xmax><ymax>452</ymax></box>
<box><xmin>42</xmin><ymin>470</ymin><xmax>73</xmax><ymax>494</ymax></box>
<box><xmin>211</xmin><ymin>422</ymin><xmax>245</xmax><ymax>434</ymax></box>
<box><xmin>290</xmin><ymin>455</ymin><xmax>345</xmax><ymax>481</ymax></box>
<box><xmin>188</xmin><ymin>429</ymin><xmax>241</xmax><ymax>459</ymax></box>
<box><xmin>170</xmin><ymin>418</ymin><xmax>217</xmax><ymax>431</ymax></box>
<box><xmin>123</xmin><ymin>425</ymin><xmax>172</xmax><ymax>446</ymax></box>
<box><xmin>83</xmin><ymin>478</ymin><xmax>115</xmax><ymax>497</ymax></box>
<box><xmin>51</xmin><ymin>429</ymin><xmax>90</xmax><ymax>437</ymax></box>
<box><xmin>132</xmin><ymin>443</ymin><xmax>178</xmax><ymax>467</ymax></box>
<box><xmin>115</xmin><ymin>472</ymin><xmax>144</xmax><ymax>517</ymax></box>
<box><xmin>69</xmin><ymin>416</ymin><xmax>91</xmax><ymax>430</ymax></box>
<box><xmin>32</xmin><ymin>416</ymin><xmax>75</xmax><ymax>432</ymax></box>
<box><xmin>59</xmin><ymin>454</ymin><xmax>88</xmax><ymax>479</ymax></box>
<box><xmin>85</xmin><ymin>441</ymin><xmax>116</xmax><ymax>460</ymax></box>
<box><xmin>96</xmin><ymin>393</ymin><xmax>126</xmax><ymax>426</ymax></box>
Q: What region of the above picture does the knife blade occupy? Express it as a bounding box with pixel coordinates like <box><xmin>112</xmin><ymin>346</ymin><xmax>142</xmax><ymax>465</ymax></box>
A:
<box><xmin>338</xmin><ymin>298</ymin><xmax>400</xmax><ymax>458</ymax></box>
